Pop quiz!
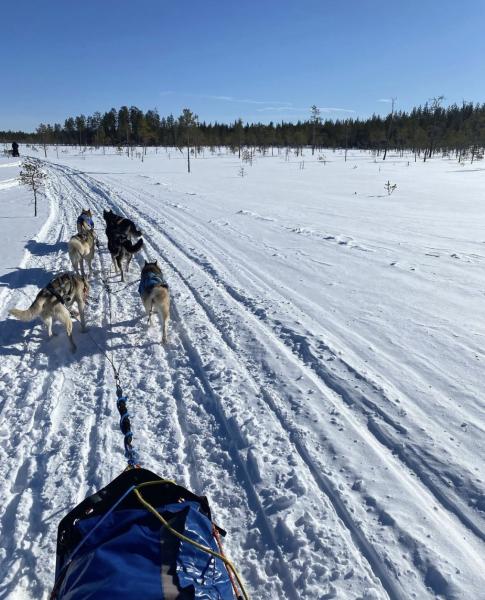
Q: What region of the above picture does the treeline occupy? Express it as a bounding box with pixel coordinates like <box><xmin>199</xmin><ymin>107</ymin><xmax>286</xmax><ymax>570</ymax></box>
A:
<box><xmin>2</xmin><ymin>99</ymin><xmax>485</xmax><ymax>160</ymax></box>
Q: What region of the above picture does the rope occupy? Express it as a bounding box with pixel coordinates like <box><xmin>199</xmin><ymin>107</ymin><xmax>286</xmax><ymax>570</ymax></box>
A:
<box><xmin>109</xmin><ymin>279</ymin><xmax>139</xmax><ymax>295</ymax></box>
<box><xmin>133</xmin><ymin>484</ymin><xmax>249</xmax><ymax>600</ymax></box>
<box><xmin>213</xmin><ymin>524</ymin><xmax>243</xmax><ymax>600</ymax></box>
<box><xmin>116</xmin><ymin>384</ymin><xmax>139</xmax><ymax>467</ymax></box>
<box><xmin>94</xmin><ymin>239</ymin><xmax>138</xmax><ymax>466</ymax></box>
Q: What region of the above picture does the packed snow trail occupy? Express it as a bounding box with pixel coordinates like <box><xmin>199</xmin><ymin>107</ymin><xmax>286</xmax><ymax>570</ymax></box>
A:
<box><xmin>0</xmin><ymin>153</ymin><xmax>484</xmax><ymax>599</ymax></box>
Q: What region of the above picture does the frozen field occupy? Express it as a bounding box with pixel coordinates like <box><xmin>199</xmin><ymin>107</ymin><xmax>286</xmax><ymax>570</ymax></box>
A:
<box><xmin>0</xmin><ymin>146</ymin><xmax>484</xmax><ymax>599</ymax></box>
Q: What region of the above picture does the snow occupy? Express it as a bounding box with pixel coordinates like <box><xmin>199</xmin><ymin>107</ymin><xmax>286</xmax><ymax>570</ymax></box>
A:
<box><xmin>0</xmin><ymin>146</ymin><xmax>484</xmax><ymax>599</ymax></box>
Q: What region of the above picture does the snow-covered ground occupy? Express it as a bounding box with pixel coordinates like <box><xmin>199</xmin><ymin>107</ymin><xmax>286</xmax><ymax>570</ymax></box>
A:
<box><xmin>0</xmin><ymin>146</ymin><xmax>484</xmax><ymax>599</ymax></box>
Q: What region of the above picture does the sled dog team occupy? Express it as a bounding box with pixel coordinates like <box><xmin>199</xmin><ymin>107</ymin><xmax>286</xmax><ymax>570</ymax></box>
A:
<box><xmin>9</xmin><ymin>209</ymin><xmax>170</xmax><ymax>351</ymax></box>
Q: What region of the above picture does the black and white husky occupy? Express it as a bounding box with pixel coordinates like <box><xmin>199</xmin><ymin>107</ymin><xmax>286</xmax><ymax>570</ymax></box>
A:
<box><xmin>103</xmin><ymin>209</ymin><xmax>143</xmax><ymax>281</ymax></box>
<box><xmin>9</xmin><ymin>273</ymin><xmax>90</xmax><ymax>352</ymax></box>
<box><xmin>103</xmin><ymin>209</ymin><xmax>142</xmax><ymax>239</ymax></box>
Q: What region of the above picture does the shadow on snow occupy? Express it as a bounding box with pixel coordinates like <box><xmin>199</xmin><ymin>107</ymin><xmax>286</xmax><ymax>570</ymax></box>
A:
<box><xmin>25</xmin><ymin>239</ymin><xmax>68</xmax><ymax>257</ymax></box>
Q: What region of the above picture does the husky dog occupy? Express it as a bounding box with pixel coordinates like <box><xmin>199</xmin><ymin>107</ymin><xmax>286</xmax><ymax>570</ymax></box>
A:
<box><xmin>68</xmin><ymin>230</ymin><xmax>96</xmax><ymax>277</ymax></box>
<box><xmin>103</xmin><ymin>209</ymin><xmax>142</xmax><ymax>239</ymax></box>
<box><xmin>107</xmin><ymin>233</ymin><xmax>143</xmax><ymax>282</ymax></box>
<box><xmin>77</xmin><ymin>209</ymin><xmax>94</xmax><ymax>235</ymax></box>
<box><xmin>9</xmin><ymin>273</ymin><xmax>89</xmax><ymax>352</ymax></box>
<box><xmin>138</xmin><ymin>260</ymin><xmax>170</xmax><ymax>344</ymax></box>
<box><xmin>103</xmin><ymin>209</ymin><xmax>143</xmax><ymax>281</ymax></box>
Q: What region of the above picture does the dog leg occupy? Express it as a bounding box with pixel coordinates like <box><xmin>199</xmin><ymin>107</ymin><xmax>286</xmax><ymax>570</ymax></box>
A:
<box><xmin>71</xmin><ymin>256</ymin><xmax>79</xmax><ymax>275</ymax></box>
<box><xmin>117</xmin><ymin>257</ymin><xmax>124</xmax><ymax>282</ymax></box>
<box><xmin>58</xmin><ymin>305</ymin><xmax>76</xmax><ymax>352</ymax></box>
<box><xmin>76</xmin><ymin>298</ymin><xmax>87</xmax><ymax>332</ymax></box>
<box><xmin>88</xmin><ymin>249</ymin><xmax>94</xmax><ymax>276</ymax></box>
<box><xmin>161</xmin><ymin>301</ymin><xmax>170</xmax><ymax>344</ymax></box>
<box><xmin>143</xmin><ymin>298</ymin><xmax>153</xmax><ymax>326</ymax></box>
<box><xmin>44</xmin><ymin>315</ymin><xmax>54</xmax><ymax>338</ymax></box>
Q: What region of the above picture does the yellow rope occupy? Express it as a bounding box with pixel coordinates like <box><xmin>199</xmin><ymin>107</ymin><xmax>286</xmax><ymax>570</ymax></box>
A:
<box><xmin>132</xmin><ymin>486</ymin><xmax>250</xmax><ymax>600</ymax></box>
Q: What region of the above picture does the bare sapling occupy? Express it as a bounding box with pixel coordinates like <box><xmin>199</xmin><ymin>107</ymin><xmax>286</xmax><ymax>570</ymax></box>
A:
<box><xmin>384</xmin><ymin>180</ymin><xmax>397</xmax><ymax>195</ymax></box>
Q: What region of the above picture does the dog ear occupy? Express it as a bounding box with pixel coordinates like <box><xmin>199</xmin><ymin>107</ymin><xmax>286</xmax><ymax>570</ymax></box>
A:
<box><xmin>144</xmin><ymin>259</ymin><xmax>148</xmax><ymax>265</ymax></box>
<box><xmin>154</xmin><ymin>260</ymin><xmax>158</xmax><ymax>265</ymax></box>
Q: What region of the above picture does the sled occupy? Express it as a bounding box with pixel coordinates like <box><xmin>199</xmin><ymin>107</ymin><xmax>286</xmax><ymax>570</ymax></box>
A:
<box><xmin>51</xmin><ymin>467</ymin><xmax>245</xmax><ymax>599</ymax></box>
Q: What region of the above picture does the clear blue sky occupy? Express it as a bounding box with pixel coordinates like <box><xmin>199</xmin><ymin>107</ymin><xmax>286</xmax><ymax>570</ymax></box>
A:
<box><xmin>2</xmin><ymin>0</ymin><xmax>484</xmax><ymax>131</ymax></box>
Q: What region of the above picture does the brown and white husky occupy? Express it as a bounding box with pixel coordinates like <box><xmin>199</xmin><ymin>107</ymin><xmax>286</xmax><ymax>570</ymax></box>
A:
<box><xmin>138</xmin><ymin>261</ymin><xmax>170</xmax><ymax>344</ymax></box>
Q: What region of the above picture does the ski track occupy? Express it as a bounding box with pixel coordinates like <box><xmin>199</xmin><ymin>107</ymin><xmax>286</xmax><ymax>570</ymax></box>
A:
<box><xmin>1</xmin><ymin>158</ymin><xmax>484</xmax><ymax>599</ymax></box>
<box><xmin>112</xmin><ymin>175</ymin><xmax>485</xmax><ymax>540</ymax></box>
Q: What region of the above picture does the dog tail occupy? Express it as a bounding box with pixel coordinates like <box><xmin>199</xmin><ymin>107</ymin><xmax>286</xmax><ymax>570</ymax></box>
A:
<box><xmin>9</xmin><ymin>291</ymin><xmax>47</xmax><ymax>321</ymax></box>
<box><xmin>123</xmin><ymin>238</ymin><xmax>143</xmax><ymax>253</ymax></box>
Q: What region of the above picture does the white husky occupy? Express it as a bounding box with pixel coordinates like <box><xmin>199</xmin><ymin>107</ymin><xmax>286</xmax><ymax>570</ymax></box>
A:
<box><xmin>68</xmin><ymin>230</ymin><xmax>96</xmax><ymax>277</ymax></box>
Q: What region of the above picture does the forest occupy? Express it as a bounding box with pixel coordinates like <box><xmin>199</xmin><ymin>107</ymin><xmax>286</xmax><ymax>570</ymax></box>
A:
<box><xmin>2</xmin><ymin>99</ymin><xmax>485</xmax><ymax>161</ymax></box>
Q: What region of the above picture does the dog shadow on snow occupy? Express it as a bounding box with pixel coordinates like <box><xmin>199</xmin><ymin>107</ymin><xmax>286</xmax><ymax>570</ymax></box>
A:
<box><xmin>0</xmin><ymin>317</ymin><xmax>158</xmax><ymax>370</ymax></box>
<box><xmin>0</xmin><ymin>318</ymin><xmax>44</xmax><ymax>357</ymax></box>
<box><xmin>25</xmin><ymin>239</ymin><xmax>68</xmax><ymax>257</ymax></box>
<box><xmin>0</xmin><ymin>266</ymin><xmax>52</xmax><ymax>291</ymax></box>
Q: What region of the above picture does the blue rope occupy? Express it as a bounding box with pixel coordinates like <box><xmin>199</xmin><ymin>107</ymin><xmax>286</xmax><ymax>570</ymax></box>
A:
<box><xmin>116</xmin><ymin>385</ymin><xmax>139</xmax><ymax>467</ymax></box>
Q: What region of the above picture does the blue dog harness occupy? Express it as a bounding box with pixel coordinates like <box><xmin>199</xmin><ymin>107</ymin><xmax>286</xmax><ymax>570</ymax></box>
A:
<box><xmin>77</xmin><ymin>214</ymin><xmax>94</xmax><ymax>229</ymax></box>
<box><xmin>138</xmin><ymin>273</ymin><xmax>168</xmax><ymax>296</ymax></box>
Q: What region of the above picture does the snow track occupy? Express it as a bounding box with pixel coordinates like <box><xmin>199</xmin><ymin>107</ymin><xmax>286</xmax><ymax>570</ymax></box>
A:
<box><xmin>0</xmin><ymin>156</ymin><xmax>484</xmax><ymax>599</ymax></box>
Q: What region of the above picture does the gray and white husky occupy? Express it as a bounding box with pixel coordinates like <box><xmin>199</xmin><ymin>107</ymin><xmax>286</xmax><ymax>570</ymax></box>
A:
<box><xmin>138</xmin><ymin>260</ymin><xmax>170</xmax><ymax>344</ymax></box>
<box><xmin>9</xmin><ymin>273</ymin><xmax>89</xmax><ymax>352</ymax></box>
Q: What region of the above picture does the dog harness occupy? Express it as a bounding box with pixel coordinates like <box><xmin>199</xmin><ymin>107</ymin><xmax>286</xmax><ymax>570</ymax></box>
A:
<box><xmin>77</xmin><ymin>214</ymin><xmax>94</xmax><ymax>229</ymax></box>
<box><xmin>138</xmin><ymin>273</ymin><xmax>168</xmax><ymax>296</ymax></box>
<box><xmin>46</xmin><ymin>282</ymin><xmax>67</xmax><ymax>305</ymax></box>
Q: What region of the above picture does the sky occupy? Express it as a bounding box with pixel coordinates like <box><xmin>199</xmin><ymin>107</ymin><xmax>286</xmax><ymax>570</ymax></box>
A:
<box><xmin>1</xmin><ymin>0</ymin><xmax>485</xmax><ymax>131</ymax></box>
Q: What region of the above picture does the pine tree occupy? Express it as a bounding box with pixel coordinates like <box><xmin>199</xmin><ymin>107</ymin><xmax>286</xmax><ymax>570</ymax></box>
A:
<box><xmin>178</xmin><ymin>108</ymin><xmax>198</xmax><ymax>173</ymax></box>
<box><xmin>19</xmin><ymin>159</ymin><xmax>46</xmax><ymax>217</ymax></box>
<box><xmin>382</xmin><ymin>98</ymin><xmax>396</xmax><ymax>160</ymax></box>
<box><xmin>118</xmin><ymin>106</ymin><xmax>130</xmax><ymax>146</ymax></box>
<box><xmin>75</xmin><ymin>115</ymin><xmax>86</xmax><ymax>148</ymax></box>
<box><xmin>310</xmin><ymin>105</ymin><xmax>321</xmax><ymax>155</ymax></box>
